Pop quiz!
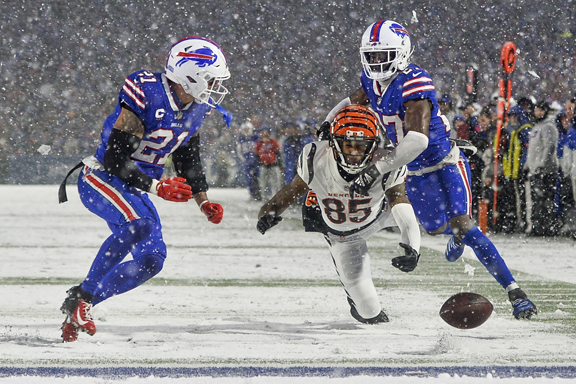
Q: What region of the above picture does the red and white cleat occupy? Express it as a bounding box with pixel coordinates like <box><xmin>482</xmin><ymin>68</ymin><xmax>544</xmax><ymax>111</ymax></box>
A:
<box><xmin>61</xmin><ymin>317</ymin><xmax>79</xmax><ymax>343</ymax></box>
<box><xmin>70</xmin><ymin>299</ymin><xmax>97</xmax><ymax>336</ymax></box>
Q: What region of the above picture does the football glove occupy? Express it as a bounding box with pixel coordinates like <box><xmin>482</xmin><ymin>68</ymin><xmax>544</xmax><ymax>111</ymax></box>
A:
<box><xmin>450</xmin><ymin>138</ymin><xmax>478</xmax><ymax>157</ymax></box>
<box><xmin>317</xmin><ymin>121</ymin><xmax>331</xmax><ymax>141</ymax></box>
<box><xmin>200</xmin><ymin>201</ymin><xmax>224</xmax><ymax>224</ymax></box>
<box><xmin>257</xmin><ymin>214</ymin><xmax>283</xmax><ymax>234</ymax></box>
<box><xmin>155</xmin><ymin>177</ymin><xmax>192</xmax><ymax>202</ymax></box>
<box><xmin>391</xmin><ymin>243</ymin><xmax>420</xmax><ymax>273</ymax></box>
<box><xmin>349</xmin><ymin>164</ymin><xmax>386</xmax><ymax>199</ymax></box>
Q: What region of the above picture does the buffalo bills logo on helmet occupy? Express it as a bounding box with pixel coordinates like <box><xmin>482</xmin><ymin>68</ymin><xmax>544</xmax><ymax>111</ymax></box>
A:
<box><xmin>388</xmin><ymin>22</ymin><xmax>409</xmax><ymax>38</ymax></box>
<box><xmin>176</xmin><ymin>47</ymin><xmax>217</xmax><ymax>68</ymax></box>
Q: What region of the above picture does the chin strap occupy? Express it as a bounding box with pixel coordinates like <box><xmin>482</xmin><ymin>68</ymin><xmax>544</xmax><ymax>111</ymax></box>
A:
<box><xmin>214</xmin><ymin>104</ymin><xmax>232</xmax><ymax>127</ymax></box>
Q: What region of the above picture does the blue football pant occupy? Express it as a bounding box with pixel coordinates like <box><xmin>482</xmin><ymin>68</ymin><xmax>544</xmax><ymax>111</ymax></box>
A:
<box><xmin>407</xmin><ymin>154</ymin><xmax>515</xmax><ymax>288</ymax></box>
<box><xmin>77</xmin><ymin>166</ymin><xmax>166</xmax><ymax>305</ymax></box>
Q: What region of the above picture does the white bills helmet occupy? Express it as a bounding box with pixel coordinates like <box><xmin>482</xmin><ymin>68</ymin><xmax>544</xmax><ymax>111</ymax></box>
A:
<box><xmin>360</xmin><ymin>20</ymin><xmax>412</xmax><ymax>82</ymax></box>
<box><xmin>165</xmin><ymin>36</ymin><xmax>230</xmax><ymax>106</ymax></box>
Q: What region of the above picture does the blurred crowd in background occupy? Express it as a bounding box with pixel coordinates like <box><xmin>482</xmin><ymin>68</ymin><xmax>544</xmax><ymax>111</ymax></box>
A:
<box><xmin>1</xmin><ymin>0</ymin><xmax>575</xmax><ymax>236</ymax></box>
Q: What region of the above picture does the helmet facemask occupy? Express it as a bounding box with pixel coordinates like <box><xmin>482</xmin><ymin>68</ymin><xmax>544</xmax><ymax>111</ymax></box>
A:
<box><xmin>331</xmin><ymin>135</ymin><xmax>378</xmax><ymax>174</ymax></box>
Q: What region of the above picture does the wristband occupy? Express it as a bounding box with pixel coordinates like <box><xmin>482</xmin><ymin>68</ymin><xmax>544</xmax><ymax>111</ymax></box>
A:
<box><xmin>149</xmin><ymin>180</ymin><xmax>160</xmax><ymax>195</ymax></box>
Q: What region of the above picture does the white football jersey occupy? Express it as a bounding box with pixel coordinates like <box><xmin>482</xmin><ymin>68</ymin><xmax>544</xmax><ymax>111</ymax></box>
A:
<box><xmin>297</xmin><ymin>141</ymin><xmax>407</xmax><ymax>233</ymax></box>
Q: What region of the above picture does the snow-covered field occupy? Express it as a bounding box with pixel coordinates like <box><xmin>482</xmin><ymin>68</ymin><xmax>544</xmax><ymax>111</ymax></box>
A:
<box><xmin>1</xmin><ymin>185</ymin><xmax>576</xmax><ymax>383</ymax></box>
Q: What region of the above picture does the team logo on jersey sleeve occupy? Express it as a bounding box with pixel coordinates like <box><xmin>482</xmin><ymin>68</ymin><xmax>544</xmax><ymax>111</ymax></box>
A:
<box><xmin>176</xmin><ymin>47</ymin><xmax>217</xmax><ymax>68</ymax></box>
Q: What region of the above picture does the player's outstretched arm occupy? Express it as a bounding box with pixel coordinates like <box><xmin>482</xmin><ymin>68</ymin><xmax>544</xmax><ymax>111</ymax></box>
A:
<box><xmin>257</xmin><ymin>175</ymin><xmax>309</xmax><ymax>234</ymax></box>
<box><xmin>349</xmin><ymin>99</ymin><xmax>431</xmax><ymax>198</ymax></box>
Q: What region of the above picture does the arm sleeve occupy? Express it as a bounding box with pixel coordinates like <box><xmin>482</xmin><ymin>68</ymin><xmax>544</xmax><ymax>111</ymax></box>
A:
<box><xmin>374</xmin><ymin>131</ymin><xmax>429</xmax><ymax>175</ymax></box>
<box><xmin>324</xmin><ymin>97</ymin><xmax>351</xmax><ymax>122</ymax></box>
<box><xmin>171</xmin><ymin>135</ymin><xmax>209</xmax><ymax>194</ymax></box>
<box><xmin>296</xmin><ymin>143</ymin><xmax>316</xmax><ymax>185</ymax></box>
<box><xmin>103</xmin><ymin>128</ymin><xmax>154</xmax><ymax>192</ymax></box>
<box><xmin>391</xmin><ymin>203</ymin><xmax>421</xmax><ymax>253</ymax></box>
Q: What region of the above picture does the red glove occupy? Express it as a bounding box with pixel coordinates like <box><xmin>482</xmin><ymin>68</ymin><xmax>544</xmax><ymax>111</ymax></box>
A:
<box><xmin>200</xmin><ymin>201</ymin><xmax>224</xmax><ymax>224</ymax></box>
<box><xmin>154</xmin><ymin>177</ymin><xmax>192</xmax><ymax>202</ymax></box>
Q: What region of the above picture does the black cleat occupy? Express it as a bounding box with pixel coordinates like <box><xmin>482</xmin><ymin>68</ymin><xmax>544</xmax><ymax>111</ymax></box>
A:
<box><xmin>348</xmin><ymin>298</ymin><xmax>389</xmax><ymax>324</ymax></box>
<box><xmin>508</xmin><ymin>288</ymin><xmax>537</xmax><ymax>319</ymax></box>
<box><xmin>60</xmin><ymin>285</ymin><xmax>94</xmax><ymax>315</ymax></box>
<box><xmin>60</xmin><ymin>285</ymin><xmax>82</xmax><ymax>315</ymax></box>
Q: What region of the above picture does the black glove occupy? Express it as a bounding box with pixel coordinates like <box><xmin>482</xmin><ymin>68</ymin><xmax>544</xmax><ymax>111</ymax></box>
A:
<box><xmin>257</xmin><ymin>214</ymin><xmax>283</xmax><ymax>234</ymax></box>
<box><xmin>391</xmin><ymin>243</ymin><xmax>420</xmax><ymax>272</ymax></box>
<box><xmin>450</xmin><ymin>138</ymin><xmax>478</xmax><ymax>157</ymax></box>
<box><xmin>317</xmin><ymin>121</ymin><xmax>331</xmax><ymax>141</ymax></box>
<box><xmin>349</xmin><ymin>164</ymin><xmax>384</xmax><ymax>199</ymax></box>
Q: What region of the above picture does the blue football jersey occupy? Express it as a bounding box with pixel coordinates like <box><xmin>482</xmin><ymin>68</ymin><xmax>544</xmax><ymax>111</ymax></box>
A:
<box><xmin>361</xmin><ymin>64</ymin><xmax>452</xmax><ymax>171</ymax></box>
<box><xmin>94</xmin><ymin>70</ymin><xmax>213</xmax><ymax>180</ymax></box>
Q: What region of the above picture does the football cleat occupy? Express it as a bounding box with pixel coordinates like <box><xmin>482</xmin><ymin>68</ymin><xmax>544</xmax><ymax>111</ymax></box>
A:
<box><xmin>60</xmin><ymin>285</ymin><xmax>82</xmax><ymax>316</ymax></box>
<box><xmin>350</xmin><ymin>306</ymin><xmax>389</xmax><ymax>324</ymax></box>
<box><xmin>61</xmin><ymin>285</ymin><xmax>97</xmax><ymax>336</ymax></box>
<box><xmin>445</xmin><ymin>236</ymin><xmax>465</xmax><ymax>262</ymax></box>
<box><xmin>61</xmin><ymin>316</ymin><xmax>79</xmax><ymax>343</ymax></box>
<box><xmin>70</xmin><ymin>298</ymin><xmax>97</xmax><ymax>335</ymax></box>
<box><xmin>508</xmin><ymin>288</ymin><xmax>538</xmax><ymax>319</ymax></box>
<box><xmin>348</xmin><ymin>298</ymin><xmax>389</xmax><ymax>324</ymax></box>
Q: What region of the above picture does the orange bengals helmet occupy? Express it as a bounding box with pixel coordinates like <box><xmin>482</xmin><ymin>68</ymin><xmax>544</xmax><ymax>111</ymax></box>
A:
<box><xmin>329</xmin><ymin>104</ymin><xmax>380</xmax><ymax>174</ymax></box>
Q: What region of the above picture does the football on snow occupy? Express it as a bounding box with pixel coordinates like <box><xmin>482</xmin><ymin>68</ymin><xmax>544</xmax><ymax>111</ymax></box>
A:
<box><xmin>439</xmin><ymin>292</ymin><xmax>493</xmax><ymax>329</ymax></box>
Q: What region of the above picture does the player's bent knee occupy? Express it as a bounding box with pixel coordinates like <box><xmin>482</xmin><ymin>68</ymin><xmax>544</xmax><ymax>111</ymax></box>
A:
<box><xmin>124</xmin><ymin>218</ymin><xmax>156</xmax><ymax>243</ymax></box>
<box><xmin>428</xmin><ymin>223</ymin><xmax>448</xmax><ymax>236</ymax></box>
<box><xmin>139</xmin><ymin>253</ymin><xmax>164</xmax><ymax>277</ymax></box>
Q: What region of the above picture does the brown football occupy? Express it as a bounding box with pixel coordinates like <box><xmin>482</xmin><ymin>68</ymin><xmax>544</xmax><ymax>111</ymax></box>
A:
<box><xmin>439</xmin><ymin>292</ymin><xmax>493</xmax><ymax>329</ymax></box>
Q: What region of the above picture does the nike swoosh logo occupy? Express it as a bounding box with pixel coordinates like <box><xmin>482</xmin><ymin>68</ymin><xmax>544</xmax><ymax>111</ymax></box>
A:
<box><xmin>75</xmin><ymin>306</ymin><xmax>88</xmax><ymax>326</ymax></box>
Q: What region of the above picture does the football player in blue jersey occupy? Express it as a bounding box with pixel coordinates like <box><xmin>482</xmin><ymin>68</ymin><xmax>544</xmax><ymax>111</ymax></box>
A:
<box><xmin>321</xmin><ymin>20</ymin><xmax>536</xmax><ymax>320</ymax></box>
<box><xmin>58</xmin><ymin>37</ymin><xmax>231</xmax><ymax>342</ymax></box>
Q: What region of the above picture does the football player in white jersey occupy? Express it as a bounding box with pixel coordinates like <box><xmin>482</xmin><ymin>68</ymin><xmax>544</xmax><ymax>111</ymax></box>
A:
<box><xmin>257</xmin><ymin>105</ymin><xmax>421</xmax><ymax>324</ymax></box>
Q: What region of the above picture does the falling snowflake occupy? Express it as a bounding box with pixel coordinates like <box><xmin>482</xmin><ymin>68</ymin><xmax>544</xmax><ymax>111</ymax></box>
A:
<box><xmin>37</xmin><ymin>144</ymin><xmax>51</xmax><ymax>155</ymax></box>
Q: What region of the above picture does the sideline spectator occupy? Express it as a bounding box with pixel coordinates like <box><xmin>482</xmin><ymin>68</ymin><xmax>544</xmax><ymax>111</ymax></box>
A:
<box><xmin>459</xmin><ymin>97</ymin><xmax>479</xmax><ymax>136</ymax></box>
<box><xmin>237</xmin><ymin>121</ymin><xmax>261</xmax><ymax>200</ymax></box>
<box><xmin>467</xmin><ymin>106</ymin><xmax>491</xmax><ymax>220</ymax></box>
<box><xmin>452</xmin><ymin>116</ymin><xmax>469</xmax><ymax>140</ymax></box>
<box><xmin>556</xmin><ymin>99</ymin><xmax>576</xmax><ymax>235</ymax></box>
<box><xmin>281</xmin><ymin>121</ymin><xmax>313</xmax><ymax>184</ymax></box>
<box><xmin>517</xmin><ymin>96</ymin><xmax>537</xmax><ymax>125</ymax></box>
<box><xmin>439</xmin><ymin>94</ymin><xmax>456</xmax><ymax>138</ymax></box>
<box><xmin>502</xmin><ymin>106</ymin><xmax>532</xmax><ymax>232</ymax></box>
<box><xmin>255</xmin><ymin>129</ymin><xmax>283</xmax><ymax>198</ymax></box>
<box><xmin>524</xmin><ymin>101</ymin><xmax>559</xmax><ymax>236</ymax></box>
<box><xmin>480</xmin><ymin>106</ymin><xmax>514</xmax><ymax>232</ymax></box>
